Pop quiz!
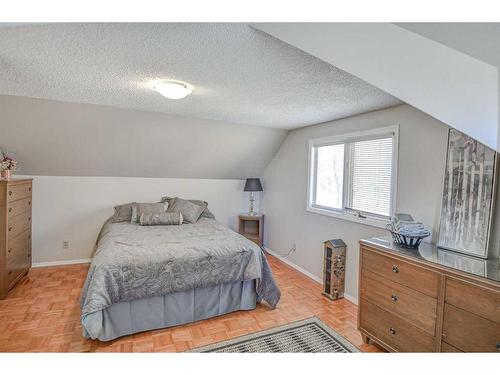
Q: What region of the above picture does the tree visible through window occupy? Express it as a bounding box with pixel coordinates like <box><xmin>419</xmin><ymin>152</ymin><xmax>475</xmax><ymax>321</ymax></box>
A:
<box><xmin>315</xmin><ymin>144</ymin><xmax>344</xmax><ymax>210</ymax></box>
<box><xmin>308</xmin><ymin>127</ymin><xmax>397</xmax><ymax>221</ymax></box>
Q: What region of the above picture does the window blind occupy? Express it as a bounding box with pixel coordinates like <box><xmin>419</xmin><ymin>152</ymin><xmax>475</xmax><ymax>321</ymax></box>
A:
<box><xmin>350</xmin><ymin>137</ymin><xmax>393</xmax><ymax>217</ymax></box>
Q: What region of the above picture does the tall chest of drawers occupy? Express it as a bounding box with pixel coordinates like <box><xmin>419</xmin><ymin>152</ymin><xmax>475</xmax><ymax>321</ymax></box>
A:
<box><xmin>358</xmin><ymin>239</ymin><xmax>500</xmax><ymax>352</ymax></box>
<box><xmin>0</xmin><ymin>179</ymin><xmax>33</xmax><ymax>299</ymax></box>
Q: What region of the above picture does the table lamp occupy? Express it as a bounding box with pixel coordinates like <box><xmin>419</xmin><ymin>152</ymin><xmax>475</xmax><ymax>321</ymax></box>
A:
<box><xmin>244</xmin><ymin>178</ymin><xmax>263</xmax><ymax>215</ymax></box>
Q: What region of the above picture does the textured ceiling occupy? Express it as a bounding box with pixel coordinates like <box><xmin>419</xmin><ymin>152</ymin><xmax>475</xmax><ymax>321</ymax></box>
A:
<box><xmin>396</xmin><ymin>23</ymin><xmax>500</xmax><ymax>68</ymax></box>
<box><xmin>0</xmin><ymin>23</ymin><xmax>400</xmax><ymax>129</ymax></box>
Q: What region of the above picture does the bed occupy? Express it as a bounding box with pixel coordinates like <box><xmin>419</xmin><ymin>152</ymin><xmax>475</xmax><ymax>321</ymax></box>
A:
<box><xmin>80</xmin><ymin>216</ymin><xmax>281</xmax><ymax>341</ymax></box>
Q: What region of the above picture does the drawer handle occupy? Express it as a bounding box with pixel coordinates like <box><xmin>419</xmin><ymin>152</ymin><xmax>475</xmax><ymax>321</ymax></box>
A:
<box><xmin>8</xmin><ymin>191</ymin><xmax>12</xmax><ymax>196</ymax></box>
<box><xmin>8</xmin><ymin>271</ymin><xmax>12</xmax><ymax>275</ymax></box>
<box><xmin>8</xmin><ymin>248</ymin><xmax>12</xmax><ymax>253</ymax></box>
<box><xmin>391</xmin><ymin>294</ymin><xmax>398</xmax><ymax>302</ymax></box>
<box><xmin>8</xmin><ymin>226</ymin><xmax>12</xmax><ymax>232</ymax></box>
<box><xmin>28</xmin><ymin>187</ymin><xmax>31</xmax><ymax>192</ymax></box>
<box><xmin>389</xmin><ymin>328</ymin><xmax>396</xmax><ymax>335</ymax></box>
<box><xmin>28</xmin><ymin>201</ymin><xmax>31</xmax><ymax>205</ymax></box>
<box><xmin>28</xmin><ymin>217</ymin><xmax>31</xmax><ymax>221</ymax></box>
<box><xmin>497</xmin><ymin>343</ymin><xmax>500</xmax><ymax>351</ymax></box>
<box><xmin>8</xmin><ymin>207</ymin><xmax>12</xmax><ymax>213</ymax></box>
<box><xmin>392</xmin><ymin>265</ymin><xmax>399</xmax><ymax>273</ymax></box>
<box><xmin>27</xmin><ymin>254</ymin><xmax>31</xmax><ymax>258</ymax></box>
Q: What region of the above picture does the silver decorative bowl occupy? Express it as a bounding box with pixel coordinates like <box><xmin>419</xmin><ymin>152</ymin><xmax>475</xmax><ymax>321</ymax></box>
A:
<box><xmin>385</xmin><ymin>224</ymin><xmax>430</xmax><ymax>249</ymax></box>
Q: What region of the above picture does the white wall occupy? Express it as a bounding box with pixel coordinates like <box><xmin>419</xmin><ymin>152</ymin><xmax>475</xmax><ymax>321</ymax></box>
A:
<box><xmin>261</xmin><ymin>104</ymin><xmax>450</xmax><ymax>301</ymax></box>
<box><xmin>255</xmin><ymin>23</ymin><xmax>499</xmax><ymax>150</ymax></box>
<box><xmin>24</xmin><ymin>175</ymin><xmax>252</xmax><ymax>265</ymax></box>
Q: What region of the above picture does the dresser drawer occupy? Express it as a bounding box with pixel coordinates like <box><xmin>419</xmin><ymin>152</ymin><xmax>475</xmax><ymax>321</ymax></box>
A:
<box><xmin>6</xmin><ymin>229</ymin><xmax>31</xmax><ymax>290</ymax></box>
<box><xmin>7</xmin><ymin>268</ymin><xmax>24</xmax><ymax>288</ymax></box>
<box><xmin>359</xmin><ymin>299</ymin><xmax>435</xmax><ymax>352</ymax></box>
<box><xmin>361</xmin><ymin>247</ymin><xmax>440</xmax><ymax>297</ymax></box>
<box><xmin>445</xmin><ymin>278</ymin><xmax>500</xmax><ymax>324</ymax></box>
<box><xmin>360</xmin><ymin>269</ymin><xmax>437</xmax><ymax>335</ymax></box>
<box><xmin>7</xmin><ymin>210</ymin><xmax>31</xmax><ymax>239</ymax></box>
<box><xmin>7</xmin><ymin>265</ymin><xmax>29</xmax><ymax>289</ymax></box>
<box><xmin>7</xmin><ymin>182</ymin><xmax>32</xmax><ymax>202</ymax></box>
<box><xmin>7</xmin><ymin>229</ymin><xmax>31</xmax><ymax>266</ymax></box>
<box><xmin>0</xmin><ymin>179</ymin><xmax>33</xmax><ymax>299</ymax></box>
<box><xmin>7</xmin><ymin>197</ymin><xmax>32</xmax><ymax>218</ymax></box>
<box><xmin>443</xmin><ymin>303</ymin><xmax>500</xmax><ymax>352</ymax></box>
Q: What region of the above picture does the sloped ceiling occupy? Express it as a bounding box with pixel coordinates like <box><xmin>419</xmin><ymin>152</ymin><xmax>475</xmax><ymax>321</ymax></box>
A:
<box><xmin>396</xmin><ymin>23</ymin><xmax>500</xmax><ymax>68</ymax></box>
<box><xmin>395</xmin><ymin>23</ymin><xmax>500</xmax><ymax>152</ymax></box>
<box><xmin>0</xmin><ymin>95</ymin><xmax>287</xmax><ymax>179</ymax></box>
<box><xmin>0</xmin><ymin>23</ymin><xmax>400</xmax><ymax>129</ymax></box>
<box><xmin>255</xmin><ymin>23</ymin><xmax>499</xmax><ymax>150</ymax></box>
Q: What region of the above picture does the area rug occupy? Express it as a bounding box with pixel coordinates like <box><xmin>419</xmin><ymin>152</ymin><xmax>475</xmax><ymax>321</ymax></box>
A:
<box><xmin>189</xmin><ymin>317</ymin><xmax>360</xmax><ymax>353</ymax></box>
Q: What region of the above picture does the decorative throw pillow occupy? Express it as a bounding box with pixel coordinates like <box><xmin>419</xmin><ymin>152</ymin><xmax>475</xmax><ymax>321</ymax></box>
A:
<box><xmin>130</xmin><ymin>202</ymin><xmax>168</xmax><ymax>223</ymax></box>
<box><xmin>167</xmin><ymin>197</ymin><xmax>205</xmax><ymax>223</ymax></box>
<box><xmin>139</xmin><ymin>212</ymin><xmax>183</xmax><ymax>226</ymax></box>
<box><xmin>112</xmin><ymin>203</ymin><xmax>133</xmax><ymax>223</ymax></box>
<box><xmin>161</xmin><ymin>196</ymin><xmax>215</xmax><ymax>219</ymax></box>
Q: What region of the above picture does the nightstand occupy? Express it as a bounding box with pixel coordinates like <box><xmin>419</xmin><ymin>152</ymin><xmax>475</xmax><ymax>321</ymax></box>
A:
<box><xmin>238</xmin><ymin>214</ymin><xmax>264</xmax><ymax>247</ymax></box>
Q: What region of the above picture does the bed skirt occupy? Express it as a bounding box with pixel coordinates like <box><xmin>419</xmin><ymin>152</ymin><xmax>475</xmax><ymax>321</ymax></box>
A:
<box><xmin>82</xmin><ymin>279</ymin><xmax>257</xmax><ymax>341</ymax></box>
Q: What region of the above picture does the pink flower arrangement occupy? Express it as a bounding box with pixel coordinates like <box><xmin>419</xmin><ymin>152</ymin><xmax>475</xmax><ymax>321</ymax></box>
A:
<box><xmin>0</xmin><ymin>149</ymin><xmax>18</xmax><ymax>172</ymax></box>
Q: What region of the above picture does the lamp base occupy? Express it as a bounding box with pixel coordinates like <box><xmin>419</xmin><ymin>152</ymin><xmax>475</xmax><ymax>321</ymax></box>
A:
<box><xmin>249</xmin><ymin>192</ymin><xmax>255</xmax><ymax>216</ymax></box>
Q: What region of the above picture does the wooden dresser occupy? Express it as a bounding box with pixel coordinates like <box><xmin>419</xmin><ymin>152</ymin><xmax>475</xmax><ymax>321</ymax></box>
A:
<box><xmin>358</xmin><ymin>239</ymin><xmax>500</xmax><ymax>352</ymax></box>
<box><xmin>0</xmin><ymin>178</ymin><xmax>33</xmax><ymax>299</ymax></box>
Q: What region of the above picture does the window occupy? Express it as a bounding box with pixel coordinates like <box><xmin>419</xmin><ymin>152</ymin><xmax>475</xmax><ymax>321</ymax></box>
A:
<box><xmin>307</xmin><ymin>126</ymin><xmax>398</xmax><ymax>227</ymax></box>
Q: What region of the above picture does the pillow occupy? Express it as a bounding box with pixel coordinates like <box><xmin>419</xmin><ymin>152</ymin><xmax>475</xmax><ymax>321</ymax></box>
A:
<box><xmin>167</xmin><ymin>197</ymin><xmax>205</xmax><ymax>223</ymax></box>
<box><xmin>112</xmin><ymin>203</ymin><xmax>133</xmax><ymax>223</ymax></box>
<box><xmin>161</xmin><ymin>196</ymin><xmax>215</xmax><ymax>219</ymax></box>
<box><xmin>139</xmin><ymin>212</ymin><xmax>183</xmax><ymax>226</ymax></box>
<box><xmin>131</xmin><ymin>202</ymin><xmax>168</xmax><ymax>223</ymax></box>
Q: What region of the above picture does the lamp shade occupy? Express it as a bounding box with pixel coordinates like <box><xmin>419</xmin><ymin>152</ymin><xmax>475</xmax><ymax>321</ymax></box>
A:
<box><xmin>244</xmin><ymin>178</ymin><xmax>263</xmax><ymax>192</ymax></box>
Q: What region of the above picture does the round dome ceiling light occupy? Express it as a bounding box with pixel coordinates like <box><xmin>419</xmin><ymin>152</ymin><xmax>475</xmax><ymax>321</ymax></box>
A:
<box><xmin>153</xmin><ymin>80</ymin><xmax>193</xmax><ymax>100</ymax></box>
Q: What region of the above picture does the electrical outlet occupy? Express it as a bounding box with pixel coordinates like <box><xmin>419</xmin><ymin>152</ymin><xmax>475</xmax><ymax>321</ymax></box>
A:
<box><xmin>62</xmin><ymin>240</ymin><xmax>69</xmax><ymax>249</ymax></box>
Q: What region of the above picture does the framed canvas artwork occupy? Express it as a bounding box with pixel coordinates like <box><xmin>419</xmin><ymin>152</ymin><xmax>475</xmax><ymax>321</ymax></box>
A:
<box><xmin>437</xmin><ymin>129</ymin><xmax>497</xmax><ymax>258</ymax></box>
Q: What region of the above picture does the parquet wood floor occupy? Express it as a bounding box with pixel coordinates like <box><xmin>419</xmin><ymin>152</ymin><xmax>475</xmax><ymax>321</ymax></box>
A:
<box><xmin>0</xmin><ymin>255</ymin><xmax>382</xmax><ymax>352</ymax></box>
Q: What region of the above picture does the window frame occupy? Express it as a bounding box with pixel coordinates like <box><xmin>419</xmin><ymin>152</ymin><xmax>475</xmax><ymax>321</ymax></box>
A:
<box><xmin>306</xmin><ymin>125</ymin><xmax>399</xmax><ymax>229</ymax></box>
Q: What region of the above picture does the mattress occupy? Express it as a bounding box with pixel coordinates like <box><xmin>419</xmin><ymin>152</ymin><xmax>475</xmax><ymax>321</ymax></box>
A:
<box><xmin>82</xmin><ymin>279</ymin><xmax>257</xmax><ymax>341</ymax></box>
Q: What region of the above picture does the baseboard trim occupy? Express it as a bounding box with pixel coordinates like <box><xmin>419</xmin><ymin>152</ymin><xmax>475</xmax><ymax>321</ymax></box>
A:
<box><xmin>32</xmin><ymin>258</ymin><xmax>92</xmax><ymax>268</ymax></box>
<box><xmin>264</xmin><ymin>247</ymin><xmax>322</xmax><ymax>283</ymax></box>
<box><xmin>343</xmin><ymin>293</ymin><xmax>358</xmax><ymax>305</ymax></box>
<box><xmin>264</xmin><ymin>247</ymin><xmax>358</xmax><ymax>305</ymax></box>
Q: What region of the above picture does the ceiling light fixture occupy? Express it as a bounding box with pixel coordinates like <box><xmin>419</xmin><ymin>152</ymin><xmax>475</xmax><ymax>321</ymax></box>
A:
<box><xmin>153</xmin><ymin>80</ymin><xmax>193</xmax><ymax>100</ymax></box>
